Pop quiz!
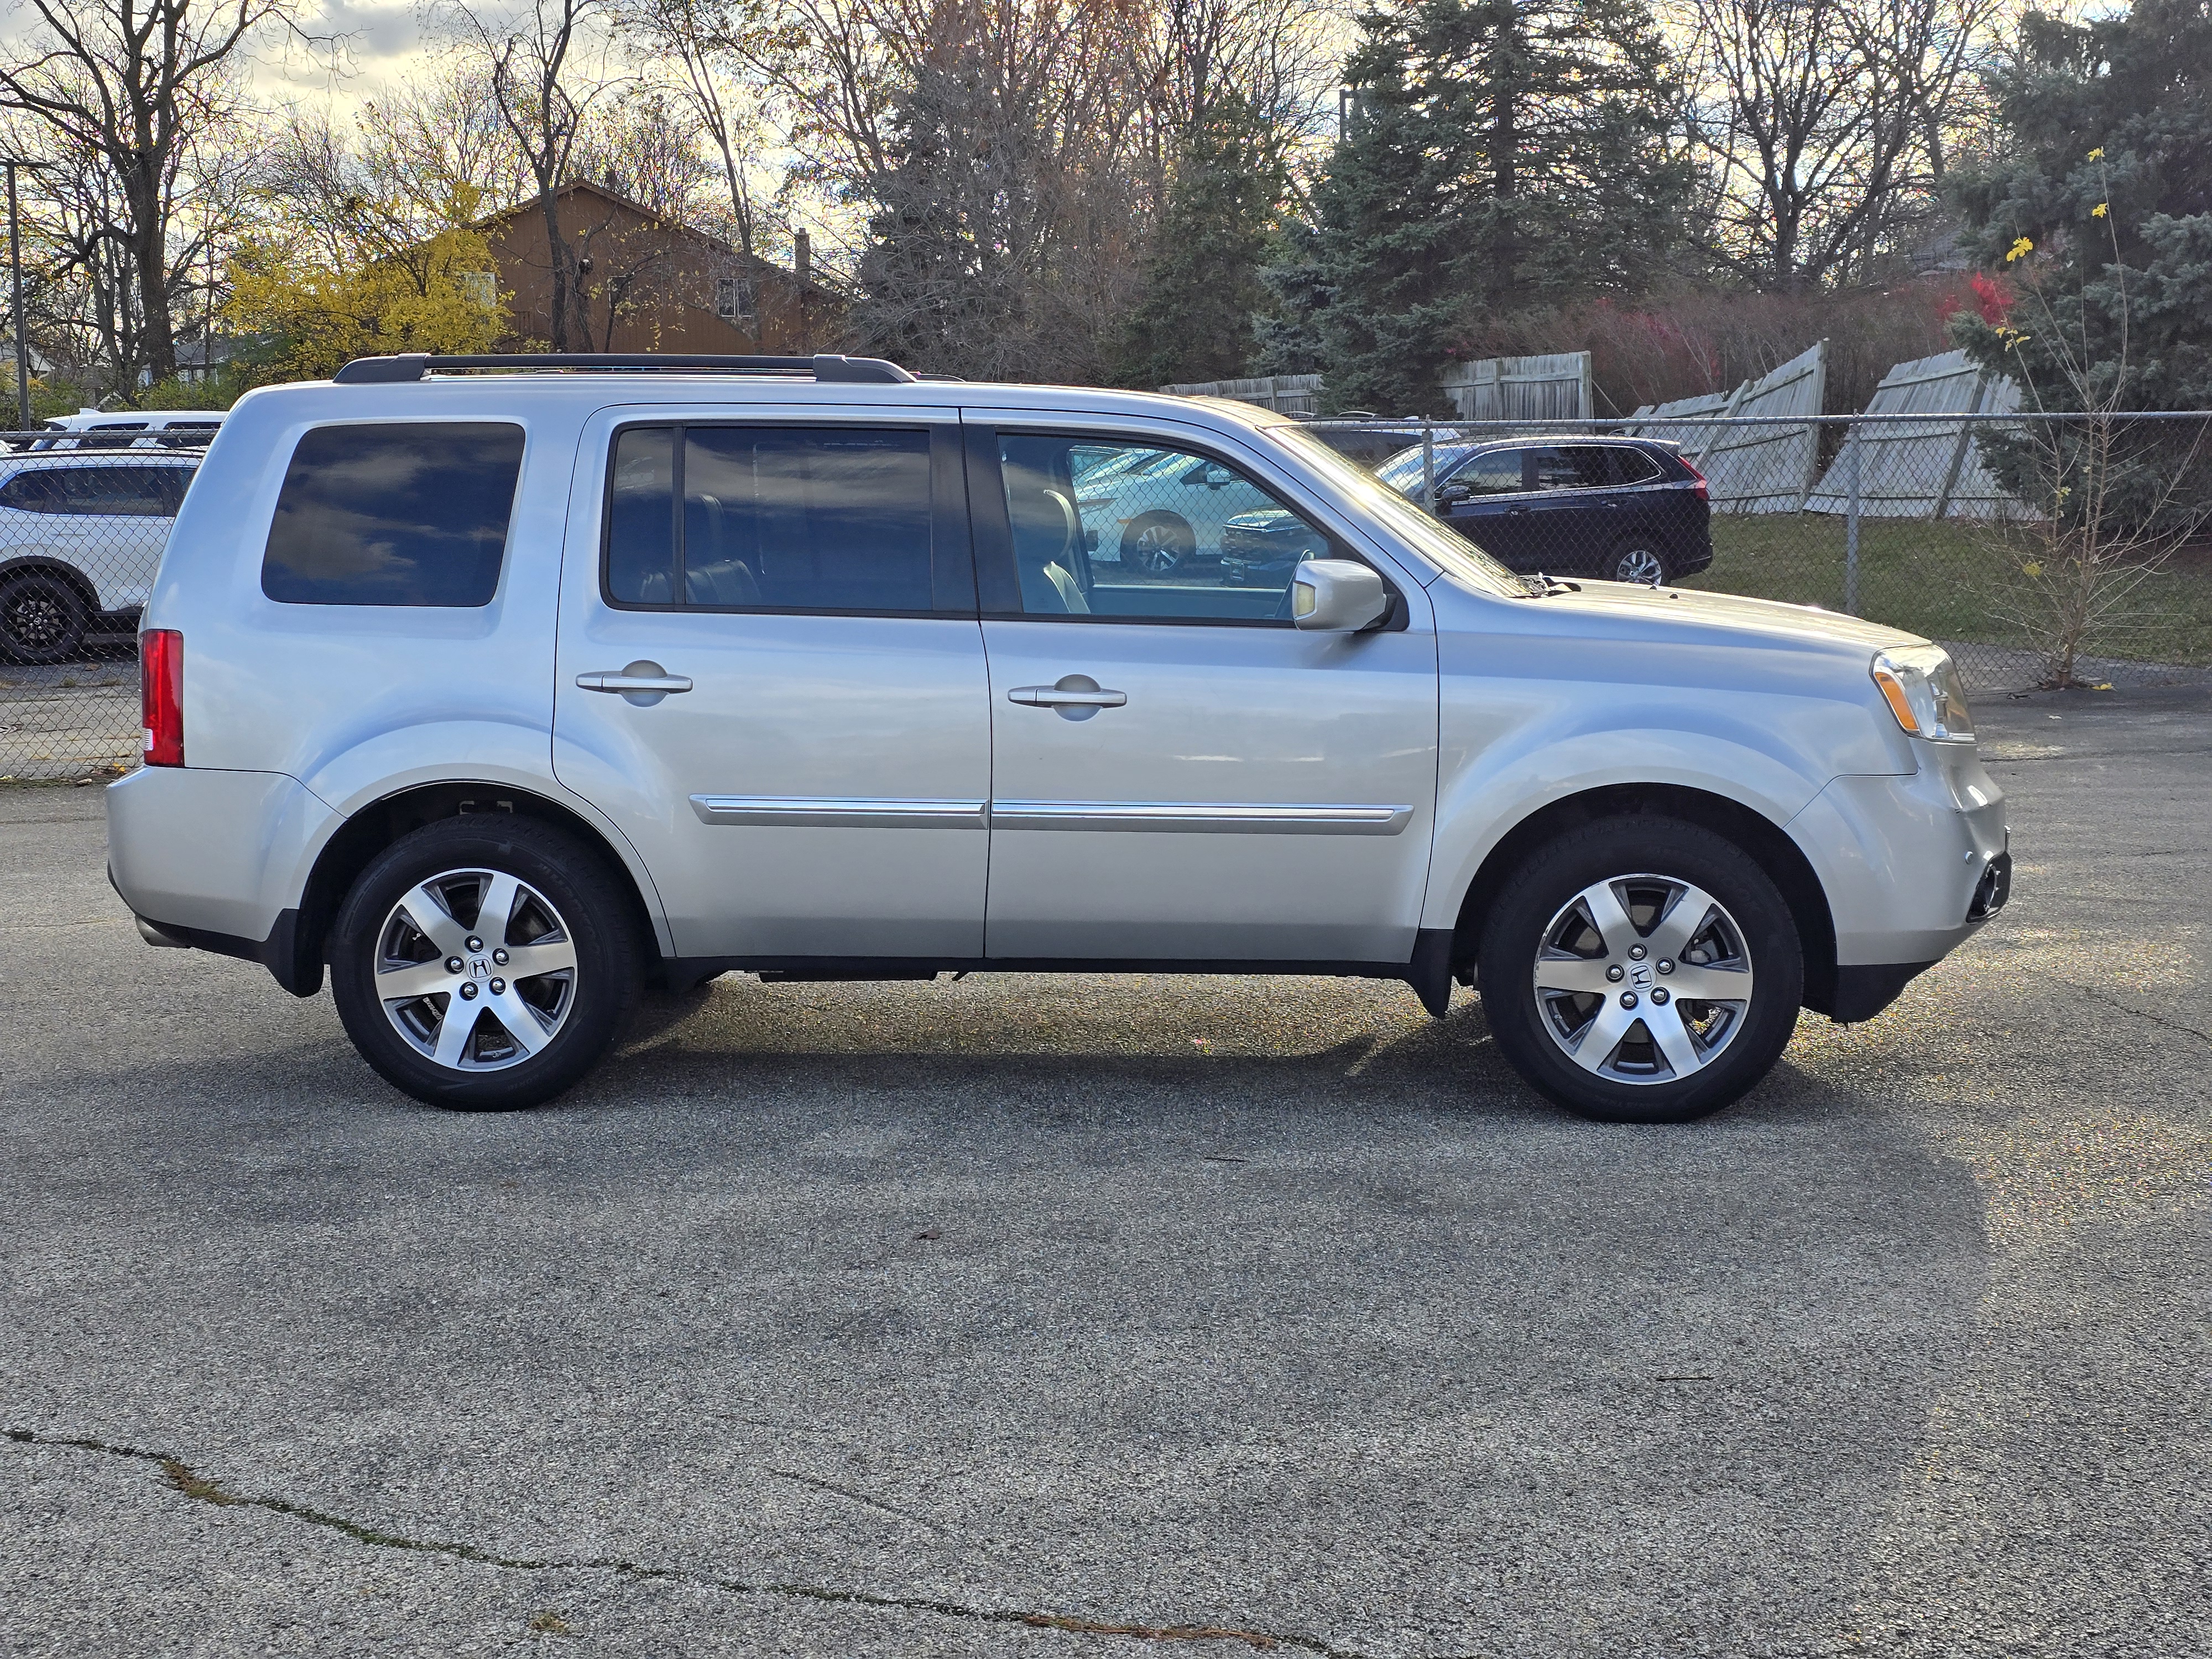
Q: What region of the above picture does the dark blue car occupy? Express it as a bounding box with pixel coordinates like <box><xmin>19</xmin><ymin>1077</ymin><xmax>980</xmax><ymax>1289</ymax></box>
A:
<box><xmin>1376</xmin><ymin>437</ymin><xmax>1712</xmax><ymax>585</ymax></box>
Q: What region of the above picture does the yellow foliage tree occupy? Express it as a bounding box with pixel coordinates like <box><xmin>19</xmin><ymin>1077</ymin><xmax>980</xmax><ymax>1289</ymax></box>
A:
<box><xmin>224</xmin><ymin>224</ymin><xmax>508</xmax><ymax>382</ymax></box>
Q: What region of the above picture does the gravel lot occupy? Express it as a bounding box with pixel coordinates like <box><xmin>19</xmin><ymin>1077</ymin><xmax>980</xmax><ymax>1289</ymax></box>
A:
<box><xmin>2</xmin><ymin>686</ymin><xmax>2205</xmax><ymax>1658</ymax></box>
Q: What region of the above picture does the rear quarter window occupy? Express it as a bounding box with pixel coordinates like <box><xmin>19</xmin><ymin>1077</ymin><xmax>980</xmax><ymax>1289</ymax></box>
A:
<box><xmin>262</xmin><ymin>422</ymin><xmax>525</xmax><ymax>607</ymax></box>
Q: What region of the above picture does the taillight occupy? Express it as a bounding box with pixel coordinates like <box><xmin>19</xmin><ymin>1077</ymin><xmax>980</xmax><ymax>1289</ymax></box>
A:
<box><xmin>1681</xmin><ymin>456</ymin><xmax>1710</xmax><ymax>502</ymax></box>
<box><xmin>141</xmin><ymin>629</ymin><xmax>182</xmax><ymax>766</ymax></box>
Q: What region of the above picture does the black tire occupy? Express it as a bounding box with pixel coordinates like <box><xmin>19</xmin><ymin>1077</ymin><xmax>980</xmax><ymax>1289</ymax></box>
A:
<box><xmin>329</xmin><ymin>815</ymin><xmax>643</xmax><ymax>1110</ymax></box>
<box><xmin>1607</xmin><ymin>539</ymin><xmax>1671</xmax><ymax>586</ymax></box>
<box><xmin>1478</xmin><ymin>817</ymin><xmax>1802</xmax><ymax>1123</ymax></box>
<box><xmin>1120</xmin><ymin>512</ymin><xmax>1196</xmax><ymax>574</ymax></box>
<box><xmin>0</xmin><ymin>570</ymin><xmax>90</xmax><ymax>664</ymax></box>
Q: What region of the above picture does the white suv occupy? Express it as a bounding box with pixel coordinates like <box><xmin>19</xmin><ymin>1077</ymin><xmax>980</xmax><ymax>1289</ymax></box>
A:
<box><xmin>0</xmin><ymin>451</ymin><xmax>200</xmax><ymax>661</ymax></box>
<box><xmin>105</xmin><ymin>353</ymin><xmax>2011</xmax><ymax>1121</ymax></box>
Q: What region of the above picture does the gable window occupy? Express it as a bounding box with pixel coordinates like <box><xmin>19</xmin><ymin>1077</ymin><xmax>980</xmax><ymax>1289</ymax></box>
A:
<box><xmin>714</xmin><ymin>276</ymin><xmax>755</xmax><ymax>324</ymax></box>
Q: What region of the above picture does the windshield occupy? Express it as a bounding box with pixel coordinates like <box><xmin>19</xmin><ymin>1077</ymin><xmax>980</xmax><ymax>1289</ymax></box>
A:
<box><xmin>1265</xmin><ymin>424</ymin><xmax>1525</xmax><ymax>597</ymax></box>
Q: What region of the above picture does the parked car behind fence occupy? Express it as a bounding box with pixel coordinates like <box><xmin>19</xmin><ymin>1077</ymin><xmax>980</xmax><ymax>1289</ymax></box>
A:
<box><xmin>0</xmin><ymin>449</ymin><xmax>201</xmax><ymax>663</ymax></box>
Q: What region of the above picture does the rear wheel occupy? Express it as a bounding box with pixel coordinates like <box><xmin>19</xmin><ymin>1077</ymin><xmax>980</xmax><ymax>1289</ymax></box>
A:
<box><xmin>1608</xmin><ymin>540</ymin><xmax>1670</xmax><ymax>585</ymax></box>
<box><xmin>330</xmin><ymin>816</ymin><xmax>642</xmax><ymax>1110</ymax></box>
<box><xmin>0</xmin><ymin>570</ymin><xmax>89</xmax><ymax>664</ymax></box>
<box><xmin>1478</xmin><ymin>817</ymin><xmax>1802</xmax><ymax>1123</ymax></box>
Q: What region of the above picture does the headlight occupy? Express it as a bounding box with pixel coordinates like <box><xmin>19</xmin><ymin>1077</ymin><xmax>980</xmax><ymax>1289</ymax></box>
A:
<box><xmin>1870</xmin><ymin>646</ymin><xmax>1974</xmax><ymax>742</ymax></box>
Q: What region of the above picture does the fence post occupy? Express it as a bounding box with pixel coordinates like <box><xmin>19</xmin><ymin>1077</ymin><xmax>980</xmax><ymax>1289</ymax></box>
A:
<box><xmin>1421</xmin><ymin>418</ymin><xmax>1435</xmax><ymax>514</ymax></box>
<box><xmin>1843</xmin><ymin>419</ymin><xmax>1862</xmax><ymax>616</ymax></box>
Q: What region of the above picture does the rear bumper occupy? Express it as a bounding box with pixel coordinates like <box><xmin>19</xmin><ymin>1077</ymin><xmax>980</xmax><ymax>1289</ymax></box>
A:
<box><xmin>106</xmin><ymin>765</ymin><xmax>336</xmax><ymax>992</ymax></box>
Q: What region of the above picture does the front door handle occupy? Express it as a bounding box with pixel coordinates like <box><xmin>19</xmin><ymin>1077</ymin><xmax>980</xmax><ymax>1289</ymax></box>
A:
<box><xmin>1008</xmin><ymin>675</ymin><xmax>1126</xmax><ymax>722</ymax></box>
<box><xmin>576</xmin><ymin>660</ymin><xmax>693</xmax><ymax>705</ymax></box>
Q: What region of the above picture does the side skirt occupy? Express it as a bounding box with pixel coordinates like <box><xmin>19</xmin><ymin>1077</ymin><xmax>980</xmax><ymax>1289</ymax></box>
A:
<box><xmin>663</xmin><ymin>927</ymin><xmax>1465</xmax><ymax>1016</ymax></box>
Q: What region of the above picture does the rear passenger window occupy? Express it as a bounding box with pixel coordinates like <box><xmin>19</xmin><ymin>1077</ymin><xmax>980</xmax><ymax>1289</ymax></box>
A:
<box><xmin>262</xmin><ymin>422</ymin><xmax>524</xmax><ymax>607</ymax></box>
<box><xmin>1528</xmin><ymin>446</ymin><xmax>1615</xmax><ymax>489</ymax></box>
<box><xmin>604</xmin><ymin>425</ymin><xmax>933</xmax><ymax>613</ymax></box>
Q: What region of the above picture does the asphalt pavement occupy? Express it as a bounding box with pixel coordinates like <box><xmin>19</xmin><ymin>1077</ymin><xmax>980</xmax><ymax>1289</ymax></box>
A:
<box><xmin>1</xmin><ymin>685</ymin><xmax>2205</xmax><ymax>1657</ymax></box>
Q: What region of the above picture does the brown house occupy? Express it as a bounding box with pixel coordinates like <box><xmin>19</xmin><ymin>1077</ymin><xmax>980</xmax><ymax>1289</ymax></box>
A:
<box><xmin>478</xmin><ymin>180</ymin><xmax>846</xmax><ymax>356</ymax></box>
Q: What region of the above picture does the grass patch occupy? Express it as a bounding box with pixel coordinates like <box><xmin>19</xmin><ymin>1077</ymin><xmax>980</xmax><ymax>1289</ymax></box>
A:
<box><xmin>1682</xmin><ymin>514</ymin><xmax>2212</xmax><ymax>666</ymax></box>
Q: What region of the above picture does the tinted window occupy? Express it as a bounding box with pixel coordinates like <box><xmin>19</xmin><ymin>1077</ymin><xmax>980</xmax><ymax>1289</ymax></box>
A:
<box><xmin>0</xmin><ymin>469</ymin><xmax>63</xmax><ymax>512</ymax></box>
<box><xmin>1001</xmin><ymin>434</ymin><xmax>1332</xmax><ymax>624</ymax></box>
<box><xmin>1611</xmin><ymin>447</ymin><xmax>1663</xmax><ymax>485</ymax></box>
<box><xmin>0</xmin><ymin>465</ymin><xmax>191</xmax><ymax>515</ymax></box>
<box><xmin>604</xmin><ymin>425</ymin><xmax>933</xmax><ymax>613</ymax></box>
<box><xmin>1449</xmin><ymin>450</ymin><xmax>1526</xmax><ymax>495</ymax></box>
<box><xmin>262</xmin><ymin>423</ymin><xmax>523</xmax><ymax>607</ymax></box>
<box><xmin>67</xmin><ymin>466</ymin><xmax>193</xmax><ymax>515</ymax></box>
<box><xmin>1528</xmin><ymin>446</ymin><xmax>1614</xmax><ymax>490</ymax></box>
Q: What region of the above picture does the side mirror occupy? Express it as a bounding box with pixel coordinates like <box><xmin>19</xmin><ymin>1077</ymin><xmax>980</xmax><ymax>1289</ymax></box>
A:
<box><xmin>1434</xmin><ymin>482</ymin><xmax>1471</xmax><ymax>506</ymax></box>
<box><xmin>1290</xmin><ymin>559</ymin><xmax>1390</xmax><ymax>632</ymax></box>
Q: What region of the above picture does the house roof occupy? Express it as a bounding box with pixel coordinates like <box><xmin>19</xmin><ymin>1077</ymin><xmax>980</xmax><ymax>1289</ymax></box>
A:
<box><xmin>476</xmin><ymin>179</ymin><xmax>843</xmax><ymax>299</ymax></box>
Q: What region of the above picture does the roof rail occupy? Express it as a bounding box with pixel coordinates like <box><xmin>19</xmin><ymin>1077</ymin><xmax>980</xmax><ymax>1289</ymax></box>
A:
<box><xmin>331</xmin><ymin>352</ymin><xmax>917</xmax><ymax>386</ymax></box>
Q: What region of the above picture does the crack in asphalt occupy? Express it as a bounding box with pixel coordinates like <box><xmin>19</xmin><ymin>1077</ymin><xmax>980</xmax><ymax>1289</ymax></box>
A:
<box><xmin>5</xmin><ymin>1428</ymin><xmax>1387</xmax><ymax>1657</ymax></box>
<box><xmin>2075</xmin><ymin>986</ymin><xmax>2212</xmax><ymax>1046</ymax></box>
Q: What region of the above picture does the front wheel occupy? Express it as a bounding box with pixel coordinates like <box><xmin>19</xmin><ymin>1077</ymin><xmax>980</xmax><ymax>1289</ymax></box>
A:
<box><xmin>1478</xmin><ymin>817</ymin><xmax>1802</xmax><ymax>1123</ymax></box>
<box><xmin>1121</xmin><ymin>513</ymin><xmax>1196</xmax><ymax>575</ymax></box>
<box><xmin>0</xmin><ymin>570</ymin><xmax>90</xmax><ymax>664</ymax></box>
<box><xmin>329</xmin><ymin>816</ymin><xmax>643</xmax><ymax>1110</ymax></box>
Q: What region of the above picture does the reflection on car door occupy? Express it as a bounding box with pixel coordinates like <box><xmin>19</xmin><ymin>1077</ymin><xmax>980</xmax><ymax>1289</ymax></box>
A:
<box><xmin>974</xmin><ymin>424</ymin><xmax>1439</xmax><ymax>963</ymax></box>
<box><xmin>552</xmin><ymin>407</ymin><xmax>993</xmax><ymax>961</ymax></box>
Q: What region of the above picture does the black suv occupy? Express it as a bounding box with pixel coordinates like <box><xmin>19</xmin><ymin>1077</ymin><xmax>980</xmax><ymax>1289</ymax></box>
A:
<box><xmin>1376</xmin><ymin>437</ymin><xmax>1712</xmax><ymax>585</ymax></box>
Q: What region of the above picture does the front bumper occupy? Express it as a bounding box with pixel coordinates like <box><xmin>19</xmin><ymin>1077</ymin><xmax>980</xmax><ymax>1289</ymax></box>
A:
<box><xmin>1787</xmin><ymin>742</ymin><xmax>2010</xmax><ymax>1006</ymax></box>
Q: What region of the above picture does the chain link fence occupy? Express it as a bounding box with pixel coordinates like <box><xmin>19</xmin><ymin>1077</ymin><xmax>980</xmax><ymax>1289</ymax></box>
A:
<box><xmin>1312</xmin><ymin>411</ymin><xmax>2212</xmax><ymax>694</ymax></box>
<box><xmin>2</xmin><ymin>412</ymin><xmax>2207</xmax><ymax>781</ymax></box>
<box><xmin>0</xmin><ymin>434</ymin><xmax>205</xmax><ymax>782</ymax></box>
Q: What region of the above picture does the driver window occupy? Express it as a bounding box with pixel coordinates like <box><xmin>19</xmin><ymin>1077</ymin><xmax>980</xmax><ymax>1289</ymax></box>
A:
<box><xmin>997</xmin><ymin>435</ymin><xmax>1334</xmax><ymax>623</ymax></box>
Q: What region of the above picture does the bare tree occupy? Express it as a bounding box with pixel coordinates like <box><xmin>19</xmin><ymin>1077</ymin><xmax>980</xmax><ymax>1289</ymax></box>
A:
<box><xmin>0</xmin><ymin>0</ymin><xmax>299</xmax><ymax>380</ymax></box>
<box><xmin>1686</xmin><ymin>0</ymin><xmax>2002</xmax><ymax>290</ymax></box>
<box><xmin>615</xmin><ymin>0</ymin><xmax>782</xmax><ymax>255</ymax></box>
<box><xmin>446</xmin><ymin>0</ymin><xmax>625</xmax><ymax>350</ymax></box>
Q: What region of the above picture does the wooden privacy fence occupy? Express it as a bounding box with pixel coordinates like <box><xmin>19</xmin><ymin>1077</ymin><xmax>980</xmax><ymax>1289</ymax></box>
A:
<box><xmin>1802</xmin><ymin>350</ymin><xmax>2031</xmax><ymax>521</ymax></box>
<box><xmin>1621</xmin><ymin>342</ymin><xmax>1827</xmax><ymax>513</ymax></box>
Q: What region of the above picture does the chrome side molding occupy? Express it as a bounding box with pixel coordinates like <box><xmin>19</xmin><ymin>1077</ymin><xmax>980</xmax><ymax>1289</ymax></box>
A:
<box><xmin>690</xmin><ymin>796</ymin><xmax>988</xmax><ymax>829</ymax></box>
<box><xmin>990</xmin><ymin>801</ymin><xmax>1415</xmax><ymax>835</ymax></box>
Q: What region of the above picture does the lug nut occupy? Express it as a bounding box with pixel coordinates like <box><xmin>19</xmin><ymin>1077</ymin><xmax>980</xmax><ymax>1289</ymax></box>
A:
<box><xmin>1657</xmin><ymin>959</ymin><xmax>1674</xmax><ymax>974</ymax></box>
<box><xmin>1628</xmin><ymin>945</ymin><xmax>1647</xmax><ymax>961</ymax></box>
<box><xmin>1651</xmin><ymin>988</ymin><xmax>1671</xmax><ymax>1006</ymax></box>
<box><xmin>458</xmin><ymin>982</ymin><xmax>479</xmax><ymax>1000</ymax></box>
<box><xmin>492</xmin><ymin>948</ymin><xmax>509</xmax><ymax>966</ymax></box>
<box><xmin>1619</xmin><ymin>992</ymin><xmax>1639</xmax><ymax>1009</ymax></box>
<box><xmin>445</xmin><ymin>956</ymin><xmax>465</xmax><ymax>973</ymax></box>
<box><xmin>489</xmin><ymin>978</ymin><xmax>506</xmax><ymax>995</ymax></box>
<box><xmin>466</xmin><ymin>936</ymin><xmax>484</xmax><ymax>952</ymax></box>
<box><xmin>1606</xmin><ymin>964</ymin><xmax>1625</xmax><ymax>982</ymax></box>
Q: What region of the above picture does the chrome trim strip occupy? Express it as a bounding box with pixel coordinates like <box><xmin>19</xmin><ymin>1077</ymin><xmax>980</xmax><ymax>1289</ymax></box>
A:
<box><xmin>690</xmin><ymin>795</ymin><xmax>987</xmax><ymax>829</ymax></box>
<box><xmin>989</xmin><ymin>801</ymin><xmax>1415</xmax><ymax>836</ymax></box>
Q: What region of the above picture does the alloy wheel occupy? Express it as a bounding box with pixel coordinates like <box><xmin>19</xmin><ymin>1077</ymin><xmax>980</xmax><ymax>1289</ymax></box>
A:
<box><xmin>1531</xmin><ymin>873</ymin><xmax>1755</xmax><ymax>1084</ymax></box>
<box><xmin>372</xmin><ymin>867</ymin><xmax>578</xmax><ymax>1072</ymax></box>
<box><xmin>1614</xmin><ymin>546</ymin><xmax>1666</xmax><ymax>585</ymax></box>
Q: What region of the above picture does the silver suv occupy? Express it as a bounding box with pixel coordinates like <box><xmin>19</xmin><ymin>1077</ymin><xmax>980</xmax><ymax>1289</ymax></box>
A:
<box><xmin>105</xmin><ymin>353</ymin><xmax>2011</xmax><ymax>1122</ymax></box>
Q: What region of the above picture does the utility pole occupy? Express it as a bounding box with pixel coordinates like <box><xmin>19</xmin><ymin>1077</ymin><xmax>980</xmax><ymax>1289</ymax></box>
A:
<box><xmin>4</xmin><ymin>160</ymin><xmax>34</xmax><ymax>431</ymax></box>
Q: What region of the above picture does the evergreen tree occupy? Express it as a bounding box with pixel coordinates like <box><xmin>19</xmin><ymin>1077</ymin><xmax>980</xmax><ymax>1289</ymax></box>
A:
<box><xmin>1114</xmin><ymin>93</ymin><xmax>1286</xmax><ymax>389</ymax></box>
<box><xmin>1952</xmin><ymin>0</ymin><xmax>2212</xmax><ymax>415</ymax></box>
<box><xmin>1295</xmin><ymin>0</ymin><xmax>1692</xmax><ymax>414</ymax></box>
